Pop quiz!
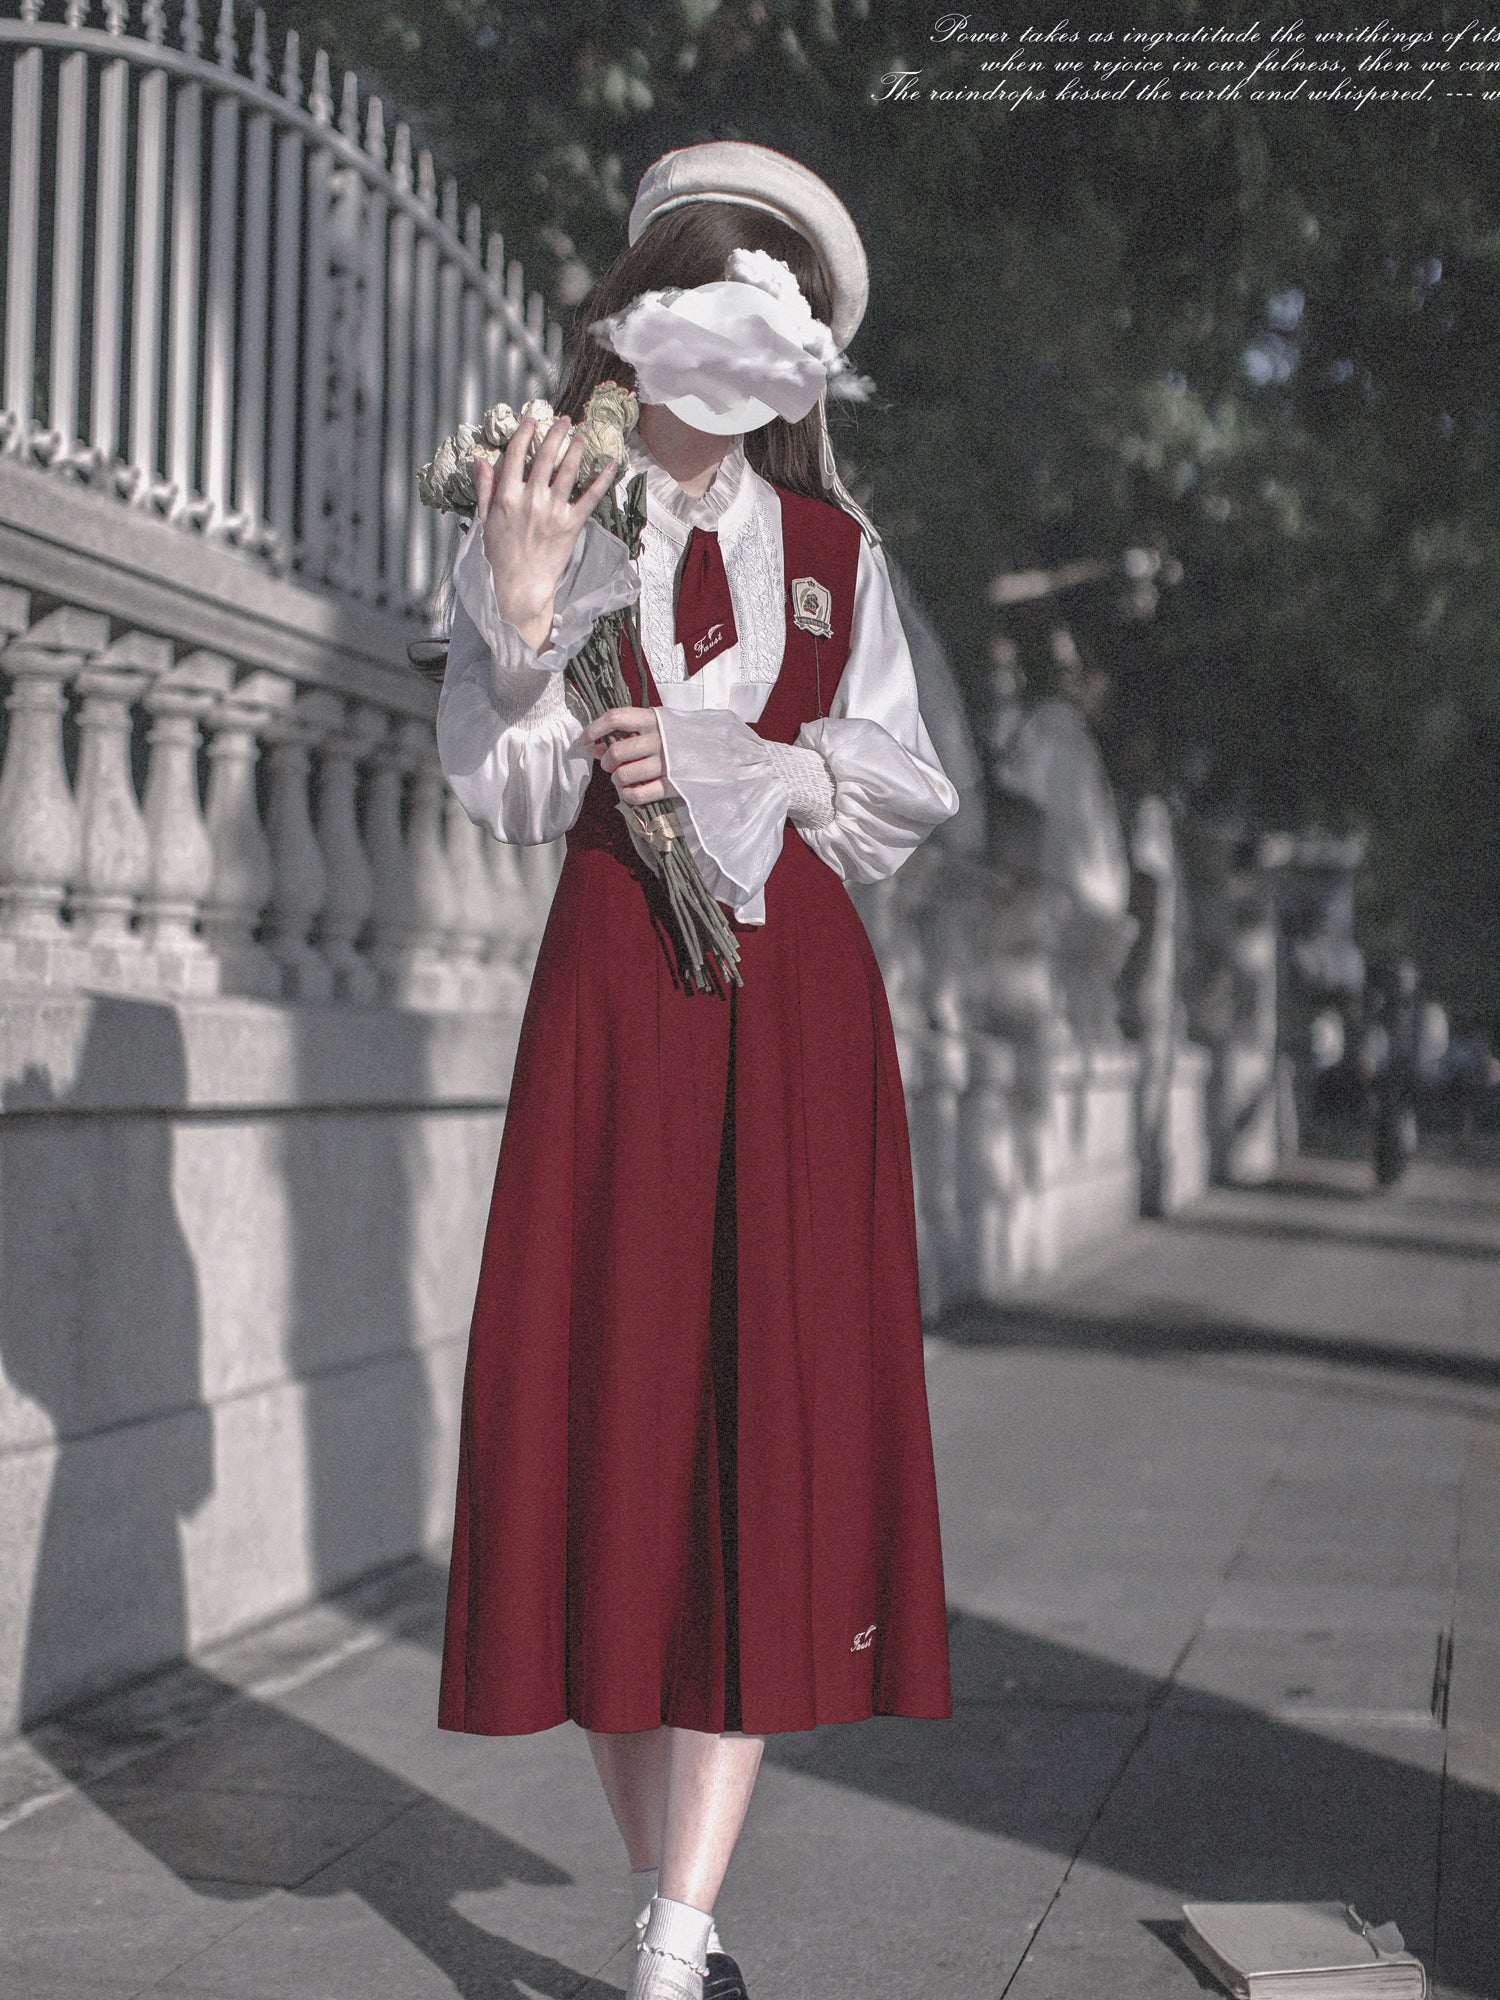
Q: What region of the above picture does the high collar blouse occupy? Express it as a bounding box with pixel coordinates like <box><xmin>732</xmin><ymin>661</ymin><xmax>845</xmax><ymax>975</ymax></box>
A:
<box><xmin>436</xmin><ymin>431</ymin><xmax>960</xmax><ymax>926</ymax></box>
<box><xmin>622</xmin><ymin>432</ymin><xmax>793</xmax><ymax>713</ymax></box>
<box><xmin>627</xmin><ymin>429</ymin><xmax>746</xmax><ymax>531</ymax></box>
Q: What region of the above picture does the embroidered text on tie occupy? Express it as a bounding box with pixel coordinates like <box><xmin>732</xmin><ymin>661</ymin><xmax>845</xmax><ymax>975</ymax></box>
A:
<box><xmin>675</xmin><ymin>526</ymin><xmax>739</xmax><ymax>674</ymax></box>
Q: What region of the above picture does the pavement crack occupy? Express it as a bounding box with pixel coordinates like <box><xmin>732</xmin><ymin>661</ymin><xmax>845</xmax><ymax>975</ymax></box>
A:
<box><xmin>996</xmin><ymin>1619</ymin><xmax>1200</xmax><ymax>2000</ymax></box>
<box><xmin>1430</xmin><ymin>1625</ymin><xmax>1454</xmax><ymax>1727</ymax></box>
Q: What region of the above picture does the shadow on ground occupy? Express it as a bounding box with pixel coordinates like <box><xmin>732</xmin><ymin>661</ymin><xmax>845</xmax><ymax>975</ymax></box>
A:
<box><xmin>16</xmin><ymin>1571</ymin><xmax>1497</xmax><ymax>1999</ymax></box>
<box><xmin>30</xmin><ymin>1662</ymin><xmax>618</xmax><ymax>2000</ymax></box>
<box><xmin>934</xmin><ymin>1296</ymin><xmax>1500</xmax><ymax>1399</ymax></box>
<box><xmin>7</xmin><ymin>1077</ymin><xmax>1496</xmax><ymax>1996</ymax></box>
<box><xmin>1164</xmin><ymin>1209</ymin><xmax>1500</xmax><ymax>1265</ymax></box>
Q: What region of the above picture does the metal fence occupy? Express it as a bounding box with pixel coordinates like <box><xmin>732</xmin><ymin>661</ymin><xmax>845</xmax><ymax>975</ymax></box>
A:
<box><xmin>0</xmin><ymin>0</ymin><xmax>562</xmax><ymax>619</ymax></box>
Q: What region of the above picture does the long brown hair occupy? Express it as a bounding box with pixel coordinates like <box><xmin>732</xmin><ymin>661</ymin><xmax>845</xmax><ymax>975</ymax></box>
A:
<box><xmin>554</xmin><ymin>200</ymin><xmax>855</xmax><ymax>503</ymax></box>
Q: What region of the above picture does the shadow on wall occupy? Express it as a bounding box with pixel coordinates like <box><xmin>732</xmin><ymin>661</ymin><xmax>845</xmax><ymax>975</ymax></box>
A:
<box><xmin>1</xmin><ymin>996</ymin><xmax>606</xmax><ymax>1999</ymax></box>
<box><xmin>3</xmin><ymin>998</ymin><xmax>213</xmax><ymax>1723</ymax></box>
<box><xmin>0</xmin><ymin>991</ymin><xmax>472</xmax><ymax>1713</ymax></box>
<box><xmin>283</xmin><ymin>1013</ymin><xmax>436</xmax><ymax>1610</ymax></box>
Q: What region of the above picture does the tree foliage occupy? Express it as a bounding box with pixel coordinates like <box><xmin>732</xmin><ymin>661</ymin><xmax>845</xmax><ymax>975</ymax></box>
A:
<box><xmin>252</xmin><ymin>0</ymin><xmax>1500</xmax><ymax>1023</ymax></box>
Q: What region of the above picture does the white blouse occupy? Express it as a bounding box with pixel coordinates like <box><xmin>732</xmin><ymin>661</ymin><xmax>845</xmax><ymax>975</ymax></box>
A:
<box><xmin>435</xmin><ymin>433</ymin><xmax>960</xmax><ymax>926</ymax></box>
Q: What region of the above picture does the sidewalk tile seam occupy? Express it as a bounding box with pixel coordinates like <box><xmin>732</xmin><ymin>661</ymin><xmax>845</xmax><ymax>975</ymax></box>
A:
<box><xmin>996</xmin><ymin>1609</ymin><xmax>1211</xmax><ymax>2000</ymax></box>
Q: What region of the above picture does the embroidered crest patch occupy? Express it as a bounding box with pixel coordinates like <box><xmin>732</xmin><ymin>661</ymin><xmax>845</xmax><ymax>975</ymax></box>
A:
<box><xmin>790</xmin><ymin>575</ymin><xmax>833</xmax><ymax>639</ymax></box>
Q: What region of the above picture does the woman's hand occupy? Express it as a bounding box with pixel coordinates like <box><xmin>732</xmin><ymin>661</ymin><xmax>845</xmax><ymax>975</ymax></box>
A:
<box><xmin>581</xmin><ymin>706</ymin><xmax>680</xmax><ymax>807</ymax></box>
<box><xmin>474</xmin><ymin>416</ymin><xmax>618</xmax><ymax>652</ymax></box>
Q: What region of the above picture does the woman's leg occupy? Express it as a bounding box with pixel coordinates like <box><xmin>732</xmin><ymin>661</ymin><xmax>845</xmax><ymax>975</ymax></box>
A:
<box><xmin>593</xmin><ymin>1727</ymin><xmax>764</xmax><ymax>1997</ymax></box>
<box><xmin>586</xmin><ymin>1726</ymin><xmax>672</xmax><ymax>1869</ymax></box>
<box><xmin>658</xmin><ymin>1726</ymin><xmax>765</xmax><ymax>1911</ymax></box>
<box><xmin>585</xmin><ymin>1724</ymin><xmax>766</xmax><ymax>1903</ymax></box>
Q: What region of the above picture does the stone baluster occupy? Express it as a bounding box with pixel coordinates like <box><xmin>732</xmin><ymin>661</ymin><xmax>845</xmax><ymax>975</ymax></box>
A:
<box><xmin>443</xmin><ymin>790</ymin><xmax>508</xmax><ymax>1009</ymax></box>
<box><xmin>401</xmin><ymin>740</ymin><xmax>460</xmax><ymax>1007</ymax></box>
<box><xmin>201</xmin><ymin>667</ymin><xmax>293</xmax><ymax>997</ymax></box>
<box><xmin>955</xmin><ymin>1034</ymin><xmax>1022</xmax><ymax>1300</ymax></box>
<box><xmin>909</xmin><ymin>1029</ymin><xmax>971</xmax><ymax>1315</ymax></box>
<box><xmin>313</xmin><ymin>698</ymin><xmax>384</xmax><ymax>1003</ymax></box>
<box><xmin>261</xmin><ymin>685</ymin><xmax>344</xmax><ymax>1002</ymax></box>
<box><xmin>484</xmin><ymin>834</ymin><xmax>535</xmax><ymax>968</ymax></box>
<box><xmin>69</xmin><ymin>631</ymin><xmax>172</xmax><ymax>988</ymax></box>
<box><xmin>140</xmin><ymin>651</ymin><xmax>233</xmax><ymax>995</ymax></box>
<box><xmin>0</xmin><ymin>587</ymin><xmax>31</xmax><ymax>649</ymax></box>
<box><xmin>477</xmin><ymin>819</ymin><xmax>525</xmax><ymax>1013</ymax></box>
<box><xmin>0</xmin><ymin>604</ymin><xmax>107</xmax><ymax>988</ymax></box>
<box><xmin>514</xmin><ymin>837</ymin><xmax>564</xmax><ymax>961</ymax></box>
<box><xmin>362</xmin><ymin>714</ymin><xmax>425</xmax><ymax>998</ymax></box>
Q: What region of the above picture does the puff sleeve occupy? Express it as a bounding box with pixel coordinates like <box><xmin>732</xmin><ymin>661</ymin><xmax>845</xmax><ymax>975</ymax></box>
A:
<box><xmin>435</xmin><ymin>511</ymin><xmax>639</xmax><ymax>844</ymax></box>
<box><xmin>652</xmin><ymin>533</ymin><xmax>960</xmax><ymax>917</ymax></box>
<box><xmin>792</xmin><ymin>535</ymin><xmax>961</xmax><ymax>879</ymax></box>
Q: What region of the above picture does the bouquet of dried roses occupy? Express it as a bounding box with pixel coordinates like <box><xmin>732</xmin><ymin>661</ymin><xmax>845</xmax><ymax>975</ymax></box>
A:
<box><xmin>415</xmin><ymin>382</ymin><xmax>742</xmax><ymax>994</ymax></box>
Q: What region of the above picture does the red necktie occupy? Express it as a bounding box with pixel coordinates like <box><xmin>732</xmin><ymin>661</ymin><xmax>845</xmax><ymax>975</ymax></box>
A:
<box><xmin>674</xmin><ymin>527</ymin><xmax>738</xmax><ymax>675</ymax></box>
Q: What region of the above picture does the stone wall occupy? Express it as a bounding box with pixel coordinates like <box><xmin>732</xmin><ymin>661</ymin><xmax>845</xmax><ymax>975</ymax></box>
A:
<box><xmin>0</xmin><ymin>990</ymin><xmax>510</xmax><ymax>1736</ymax></box>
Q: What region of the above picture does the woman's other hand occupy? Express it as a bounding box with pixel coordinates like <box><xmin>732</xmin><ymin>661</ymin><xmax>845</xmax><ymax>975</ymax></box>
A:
<box><xmin>581</xmin><ymin>706</ymin><xmax>680</xmax><ymax>807</ymax></box>
<box><xmin>475</xmin><ymin>416</ymin><xmax>618</xmax><ymax>652</ymax></box>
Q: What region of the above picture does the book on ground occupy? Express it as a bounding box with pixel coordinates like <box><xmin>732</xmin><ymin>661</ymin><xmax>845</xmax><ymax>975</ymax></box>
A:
<box><xmin>1180</xmin><ymin>1902</ymin><xmax>1428</xmax><ymax>2000</ymax></box>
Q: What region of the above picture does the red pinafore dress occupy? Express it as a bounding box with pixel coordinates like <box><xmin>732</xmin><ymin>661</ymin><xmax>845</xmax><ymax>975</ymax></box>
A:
<box><xmin>439</xmin><ymin>484</ymin><xmax>952</xmax><ymax>1736</ymax></box>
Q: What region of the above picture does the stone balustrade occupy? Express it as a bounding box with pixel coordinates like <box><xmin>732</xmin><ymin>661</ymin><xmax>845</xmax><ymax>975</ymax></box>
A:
<box><xmin>0</xmin><ymin>591</ymin><xmax>562</xmax><ymax>1010</ymax></box>
<box><xmin>0</xmin><ymin>0</ymin><xmax>572</xmax><ymax>1014</ymax></box>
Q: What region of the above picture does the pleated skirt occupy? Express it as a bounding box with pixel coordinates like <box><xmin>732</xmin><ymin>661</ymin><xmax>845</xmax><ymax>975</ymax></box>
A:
<box><xmin>438</xmin><ymin>760</ymin><xmax>952</xmax><ymax>1735</ymax></box>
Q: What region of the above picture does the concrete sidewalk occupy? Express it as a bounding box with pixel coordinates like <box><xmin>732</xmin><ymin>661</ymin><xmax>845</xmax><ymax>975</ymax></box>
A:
<box><xmin>2</xmin><ymin>1152</ymin><xmax>1497</xmax><ymax>1999</ymax></box>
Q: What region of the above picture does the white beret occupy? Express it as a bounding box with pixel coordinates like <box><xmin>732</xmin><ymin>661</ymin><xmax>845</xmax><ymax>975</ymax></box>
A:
<box><xmin>627</xmin><ymin>140</ymin><xmax>868</xmax><ymax>351</ymax></box>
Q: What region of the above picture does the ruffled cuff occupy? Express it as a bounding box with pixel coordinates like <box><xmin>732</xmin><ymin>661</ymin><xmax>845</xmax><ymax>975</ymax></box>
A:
<box><xmin>451</xmin><ymin>511</ymin><xmax>640</xmax><ymax>736</ymax></box>
<box><xmin>653</xmin><ymin>706</ymin><xmax>792</xmax><ymax>910</ymax></box>
<box><xmin>794</xmin><ymin>715</ymin><xmax>961</xmax><ymax>882</ymax></box>
<box><xmin>763</xmin><ymin>739</ymin><xmax>836</xmax><ymax>830</ymax></box>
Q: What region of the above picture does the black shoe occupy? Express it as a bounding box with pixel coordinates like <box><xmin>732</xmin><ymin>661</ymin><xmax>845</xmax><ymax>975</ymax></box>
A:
<box><xmin>704</xmin><ymin>1951</ymin><xmax>749</xmax><ymax>2000</ymax></box>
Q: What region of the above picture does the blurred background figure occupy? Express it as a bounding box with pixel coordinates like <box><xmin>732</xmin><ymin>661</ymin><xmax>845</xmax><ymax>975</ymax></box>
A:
<box><xmin>1365</xmin><ymin>958</ymin><xmax>1421</xmax><ymax>1188</ymax></box>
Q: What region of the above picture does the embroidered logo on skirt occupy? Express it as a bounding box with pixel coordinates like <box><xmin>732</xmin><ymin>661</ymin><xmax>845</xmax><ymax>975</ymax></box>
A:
<box><xmin>851</xmin><ymin>1623</ymin><xmax>877</xmax><ymax>1652</ymax></box>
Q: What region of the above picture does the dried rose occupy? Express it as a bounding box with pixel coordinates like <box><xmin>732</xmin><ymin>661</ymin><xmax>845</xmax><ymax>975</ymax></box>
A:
<box><xmin>577</xmin><ymin>380</ymin><xmax>638</xmax><ymax>482</ymax></box>
<box><xmin>417</xmin><ymin>384</ymin><xmax>637</xmax><ymax>516</ymax></box>
<box><xmin>416</xmin><ymin>432</ymin><xmax>461</xmax><ymax>511</ymax></box>
<box><xmin>519</xmin><ymin>398</ymin><xmax>557</xmax><ymax>450</ymax></box>
<box><xmin>480</xmin><ymin>402</ymin><xmax>520</xmax><ymax>450</ymax></box>
<box><xmin>445</xmin><ymin>423</ymin><xmax>481</xmax><ymax>514</ymax></box>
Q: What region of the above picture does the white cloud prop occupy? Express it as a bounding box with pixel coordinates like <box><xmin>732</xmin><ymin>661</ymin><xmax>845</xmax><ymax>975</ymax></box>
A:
<box><xmin>590</xmin><ymin>257</ymin><xmax>874</xmax><ymax>434</ymax></box>
<box><xmin>590</xmin><ymin>283</ymin><xmax>825</xmax><ymax>425</ymax></box>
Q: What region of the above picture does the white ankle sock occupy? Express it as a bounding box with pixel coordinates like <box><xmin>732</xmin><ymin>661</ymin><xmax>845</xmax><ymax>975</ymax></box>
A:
<box><xmin>640</xmin><ymin>1895</ymin><xmax>712</xmax><ymax>1974</ymax></box>
<box><xmin>631</xmin><ymin>1868</ymin><xmax>722</xmax><ymax>1956</ymax></box>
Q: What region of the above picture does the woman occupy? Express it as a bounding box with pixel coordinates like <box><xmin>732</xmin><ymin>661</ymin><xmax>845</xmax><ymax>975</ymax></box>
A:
<box><xmin>435</xmin><ymin>141</ymin><xmax>957</xmax><ymax>2000</ymax></box>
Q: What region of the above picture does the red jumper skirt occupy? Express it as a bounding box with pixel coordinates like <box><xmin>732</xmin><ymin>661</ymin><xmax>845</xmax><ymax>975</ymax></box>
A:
<box><xmin>438</xmin><ymin>485</ymin><xmax>952</xmax><ymax>1735</ymax></box>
